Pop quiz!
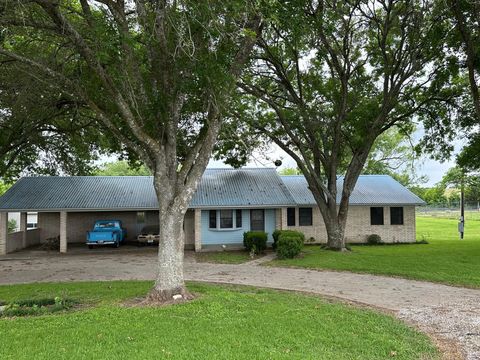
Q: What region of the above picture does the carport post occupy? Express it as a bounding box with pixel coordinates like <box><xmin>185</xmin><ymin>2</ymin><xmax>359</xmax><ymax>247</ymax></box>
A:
<box><xmin>60</xmin><ymin>211</ymin><xmax>68</xmax><ymax>253</ymax></box>
<box><xmin>0</xmin><ymin>212</ymin><xmax>7</xmax><ymax>255</ymax></box>
<box><xmin>194</xmin><ymin>209</ymin><xmax>202</xmax><ymax>252</ymax></box>
<box><xmin>20</xmin><ymin>212</ymin><xmax>27</xmax><ymax>248</ymax></box>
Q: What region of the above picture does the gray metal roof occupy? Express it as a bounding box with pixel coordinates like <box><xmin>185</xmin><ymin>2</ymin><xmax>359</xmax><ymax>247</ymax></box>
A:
<box><xmin>193</xmin><ymin>168</ymin><xmax>295</xmax><ymax>208</ymax></box>
<box><xmin>0</xmin><ymin>170</ymin><xmax>424</xmax><ymax>212</ymax></box>
<box><xmin>280</xmin><ymin>175</ymin><xmax>426</xmax><ymax>206</ymax></box>
<box><xmin>0</xmin><ymin>168</ymin><xmax>295</xmax><ymax>211</ymax></box>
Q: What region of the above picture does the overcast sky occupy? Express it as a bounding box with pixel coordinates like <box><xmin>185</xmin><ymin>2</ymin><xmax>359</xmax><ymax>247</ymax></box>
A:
<box><xmin>208</xmin><ymin>130</ymin><xmax>464</xmax><ymax>187</ymax></box>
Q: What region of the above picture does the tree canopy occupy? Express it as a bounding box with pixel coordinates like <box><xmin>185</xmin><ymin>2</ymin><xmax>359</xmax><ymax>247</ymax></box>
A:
<box><xmin>240</xmin><ymin>0</ymin><xmax>458</xmax><ymax>249</ymax></box>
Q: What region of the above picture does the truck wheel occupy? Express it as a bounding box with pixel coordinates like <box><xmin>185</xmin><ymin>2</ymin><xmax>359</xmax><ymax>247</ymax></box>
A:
<box><xmin>88</xmin><ymin>245</ymin><xmax>93</xmax><ymax>249</ymax></box>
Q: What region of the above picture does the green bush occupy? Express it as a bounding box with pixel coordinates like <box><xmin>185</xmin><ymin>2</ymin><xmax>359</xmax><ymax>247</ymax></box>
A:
<box><xmin>243</xmin><ymin>231</ymin><xmax>268</xmax><ymax>254</ymax></box>
<box><xmin>0</xmin><ymin>297</ymin><xmax>74</xmax><ymax>317</ymax></box>
<box><xmin>367</xmin><ymin>234</ymin><xmax>382</xmax><ymax>245</ymax></box>
<box><xmin>277</xmin><ymin>236</ymin><xmax>303</xmax><ymax>259</ymax></box>
<box><xmin>273</xmin><ymin>230</ymin><xmax>305</xmax><ymax>250</ymax></box>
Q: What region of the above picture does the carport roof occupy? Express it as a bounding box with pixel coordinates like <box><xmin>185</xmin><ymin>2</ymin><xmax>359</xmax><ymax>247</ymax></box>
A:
<box><xmin>0</xmin><ymin>169</ymin><xmax>425</xmax><ymax>212</ymax></box>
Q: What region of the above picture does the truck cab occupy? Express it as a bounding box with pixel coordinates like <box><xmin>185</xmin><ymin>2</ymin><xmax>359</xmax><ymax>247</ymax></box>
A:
<box><xmin>86</xmin><ymin>220</ymin><xmax>126</xmax><ymax>249</ymax></box>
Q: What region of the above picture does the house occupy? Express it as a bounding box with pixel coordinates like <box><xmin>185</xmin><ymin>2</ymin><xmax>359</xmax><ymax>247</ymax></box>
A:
<box><xmin>0</xmin><ymin>168</ymin><xmax>425</xmax><ymax>255</ymax></box>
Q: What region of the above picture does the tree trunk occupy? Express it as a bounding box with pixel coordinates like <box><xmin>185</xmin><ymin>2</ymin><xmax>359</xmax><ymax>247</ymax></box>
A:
<box><xmin>323</xmin><ymin>209</ymin><xmax>348</xmax><ymax>251</ymax></box>
<box><xmin>147</xmin><ymin>173</ymin><xmax>194</xmax><ymax>303</ymax></box>
<box><xmin>147</xmin><ymin>209</ymin><xmax>192</xmax><ymax>302</ymax></box>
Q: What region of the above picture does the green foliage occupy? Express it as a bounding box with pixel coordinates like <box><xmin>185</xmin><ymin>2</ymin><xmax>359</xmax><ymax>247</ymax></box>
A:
<box><xmin>94</xmin><ymin>161</ymin><xmax>151</xmax><ymax>176</ymax></box>
<box><xmin>278</xmin><ymin>167</ymin><xmax>302</xmax><ymax>176</ymax></box>
<box><xmin>7</xmin><ymin>219</ymin><xmax>16</xmax><ymax>234</ymax></box>
<box><xmin>277</xmin><ymin>235</ymin><xmax>303</xmax><ymax>259</ymax></box>
<box><xmin>367</xmin><ymin>234</ymin><xmax>383</xmax><ymax>245</ymax></box>
<box><xmin>272</xmin><ymin>229</ymin><xmax>305</xmax><ymax>250</ymax></box>
<box><xmin>243</xmin><ymin>231</ymin><xmax>268</xmax><ymax>254</ymax></box>
<box><xmin>0</xmin><ymin>297</ymin><xmax>74</xmax><ymax>317</ymax></box>
<box><xmin>0</xmin><ymin>181</ymin><xmax>10</xmax><ymax>196</ymax></box>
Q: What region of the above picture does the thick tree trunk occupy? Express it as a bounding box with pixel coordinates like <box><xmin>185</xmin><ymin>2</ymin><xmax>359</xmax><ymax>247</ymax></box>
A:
<box><xmin>323</xmin><ymin>208</ymin><xmax>348</xmax><ymax>251</ymax></box>
<box><xmin>147</xmin><ymin>210</ymin><xmax>192</xmax><ymax>302</ymax></box>
<box><xmin>146</xmin><ymin>173</ymin><xmax>194</xmax><ymax>303</ymax></box>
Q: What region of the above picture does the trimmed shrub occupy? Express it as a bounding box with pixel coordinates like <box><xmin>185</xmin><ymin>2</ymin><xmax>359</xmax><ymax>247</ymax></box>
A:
<box><xmin>277</xmin><ymin>236</ymin><xmax>303</xmax><ymax>259</ymax></box>
<box><xmin>367</xmin><ymin>234</ymin><xmax>382</xmax><ymax>245</ymax></box>
<box><xmin>273</xmin><ymin>230</ymin><xmax>305</xmax><ymax>250</ymax></box>
<box><xmin>243</xmin><ymin>231</ymin><xmax>268</xmax><ymax>254</ymax></box>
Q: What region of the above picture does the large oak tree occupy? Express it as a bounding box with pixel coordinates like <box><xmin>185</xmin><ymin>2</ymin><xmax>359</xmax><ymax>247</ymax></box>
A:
<box><xmin>0</xmin><ymin>1</ymin><xmax>261</xmax><ymax>301</ymax></box>
<box><xmin>240</xmin><ymin>0</ymin><xmax>459</xmax><ymax>250</ymax></box>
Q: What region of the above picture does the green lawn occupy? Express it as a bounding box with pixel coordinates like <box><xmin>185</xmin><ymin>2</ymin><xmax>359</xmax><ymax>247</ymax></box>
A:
<box><xmin>267</xmin><ymin>216</ymin><xmax>480</xmax><ymax>288</ymax></box>
<box><xmin>195</xmin><ymin>250</ymin><xmax>255</xmax><ymax>264</ymax></box>
<box><xmin>0</xmin><ymin>281</ymin><xmax>437</xmax><ymax>360</ymax></box>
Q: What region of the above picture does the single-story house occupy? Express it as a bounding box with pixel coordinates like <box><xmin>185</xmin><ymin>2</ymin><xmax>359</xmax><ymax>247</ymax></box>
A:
<box><xmin>0</xmin><ymin>168</ymin><xmax>425</xmax><ymax>254</ymax></box>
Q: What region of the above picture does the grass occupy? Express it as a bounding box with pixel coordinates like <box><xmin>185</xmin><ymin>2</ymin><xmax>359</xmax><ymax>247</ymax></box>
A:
<box><xmin>195</xmin><ymin>250</ymin><xmax>255</xmax><ymax>264</ymax></box>
<box><xmin>267</xmin><ymin>216</ymin><xmax>480</xmax><ymax>288</ymax></box>
<box><xmin>0</xmin><ymin>281</ymin><xmax>437</xmax><ymax>360</ymax></box>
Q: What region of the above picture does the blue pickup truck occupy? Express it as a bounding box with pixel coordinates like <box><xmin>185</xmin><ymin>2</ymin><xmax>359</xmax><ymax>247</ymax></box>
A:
<box><xmin>86</xmin><ymin>220</ymin><xmax>126</xmax><ymax>249</ymax></box>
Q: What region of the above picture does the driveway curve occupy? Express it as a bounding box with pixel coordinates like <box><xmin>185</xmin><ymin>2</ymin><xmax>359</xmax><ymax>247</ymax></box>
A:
<box><xmin>1</xmin><ymin>249</ymin><xmax>479</xmax><ymax>359</ymax></box>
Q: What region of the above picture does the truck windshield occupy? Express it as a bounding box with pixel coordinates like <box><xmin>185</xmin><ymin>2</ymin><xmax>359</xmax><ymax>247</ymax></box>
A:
<box><xmin>95</xmin><ymin>222</ymin><xmax>118</xmax><ymax>228</ymax></box>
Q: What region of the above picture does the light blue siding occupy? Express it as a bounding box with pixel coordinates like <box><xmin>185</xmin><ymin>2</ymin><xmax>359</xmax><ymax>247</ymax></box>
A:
<box><xmin>201</xmin><ymin>209</ymin><xmax>276</xmax><ymax>245</ymax></box>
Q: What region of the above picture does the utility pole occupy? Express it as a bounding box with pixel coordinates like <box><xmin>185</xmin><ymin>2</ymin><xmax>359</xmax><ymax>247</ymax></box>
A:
<box><xmin>459</xmin><ymin>175</ymin><xmax>465</xmax><ymax>240</ymax></box>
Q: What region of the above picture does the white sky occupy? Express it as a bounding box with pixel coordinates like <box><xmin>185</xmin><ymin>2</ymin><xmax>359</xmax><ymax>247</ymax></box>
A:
<box><xmin>207</xmin><ymin>144</ymin><xmax>456</xmax><ymax>186</ymax></box>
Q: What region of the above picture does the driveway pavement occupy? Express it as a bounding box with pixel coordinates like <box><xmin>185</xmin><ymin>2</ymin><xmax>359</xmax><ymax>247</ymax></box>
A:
<box><xmin>1</xmin><ymin>247</ymin><xmax>479</xmax><ymax>359</ymax></box>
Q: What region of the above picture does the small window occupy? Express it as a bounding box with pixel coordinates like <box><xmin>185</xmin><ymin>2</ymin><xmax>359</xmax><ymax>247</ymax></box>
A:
<box><xmin>370</xmin><ymin>207</ymin><xmax>384</xmax><ymax>225</ymax></box>
<box><xmin>287</xmin><ymin>208</ymin><xmax>296</xmax><ymax>226</ymax></box>
<box><xmin>390</xmin><ymin>207</ymin><xmax>404</xmax><ymax>225</ymax></box>
<box><xmin>220</xmin><ymin>210</ymin><xmax>233</xmax><ymax>229</ymax></box>
<box><xmin>137</xmin><ymin>211</ymin><xmax>145</xmax><ymax>223</ymax></box>
<box><xmin>299</xmin><ymin>208</ymin><xmax>313</xmax><ymax>226</ymax></box>
<box><xmin>236</xmin><ymin>210</ymin><xmax>242</xmax><ymax>228</ymax></box>
<box><xmin>209</xmin><ymin>210</ymin><xmax>217</xmax><ymax>228</ymax></box>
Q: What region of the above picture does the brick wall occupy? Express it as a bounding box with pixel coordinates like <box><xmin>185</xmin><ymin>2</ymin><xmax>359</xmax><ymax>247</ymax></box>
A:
<box><xmin>281</xmin><ymin>205</ymin><xmax>416</xmax><ymax>243</ymax></box>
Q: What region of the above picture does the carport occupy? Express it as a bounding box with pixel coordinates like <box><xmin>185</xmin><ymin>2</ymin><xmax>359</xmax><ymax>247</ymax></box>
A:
<box><xmin>0</xmin><ymin>176</ymin><xmax>199</xmax><ymax>255</ymax></box>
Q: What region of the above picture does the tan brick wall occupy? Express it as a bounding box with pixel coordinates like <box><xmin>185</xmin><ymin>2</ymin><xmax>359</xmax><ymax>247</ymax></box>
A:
<box><xmin>282</xmin><ymin>206</ymin><xmax>416</xmax><ymax>243</ymax></box>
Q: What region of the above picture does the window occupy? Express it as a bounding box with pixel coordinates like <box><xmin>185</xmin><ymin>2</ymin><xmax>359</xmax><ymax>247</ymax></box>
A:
<box><xmin>390</xmin><ymin>207</ymin><xmax>404</xmax><ymax>225</ymax></box>
<box><xmin>287</xmin><ymin>208</ymin><xmax>296</xmax><ymax>226</ymax></box>
<box><xmin>370</xmin><ymin>207</ymin><xmax>384</xmax><ymax>225</ymax></box>
<box><xmin>136</xmin><ymin>211</ymin><xmax>145</xmax><ymax>224</ymax></box>
<box><xmin>299</xmin><ymin>208</ymin><xmax>313</xmax><ymax>226</ymax></box>
<box><xmin>236</xmin><ymin>210</ymin><xmax>242</xmax><ymax>228</ymax></box>
<box><xmin>209</xmin><ymin>210</ymin><xmax>217</xmax><ymax>228</ymax></box>
<box><xmin>220</xmin><ymin>210</ymin><xmax>233</xmax><ymax>229</ymax></box>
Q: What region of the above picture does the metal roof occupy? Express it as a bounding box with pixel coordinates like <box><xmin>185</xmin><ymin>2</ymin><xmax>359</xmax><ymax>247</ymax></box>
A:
<box><xmin>0</xmin><ymin>168</ymin><xmax>295</xmax><ymax>212</ymax></box>
<box><xmin>0</xmin><ymin>170</ymin><xmax>424</xmax><ymax>212</ymax></box>
<box><xmin>280</xmin><ymin>175</ymin><xmax>426</xmax><ymax>206</ymax></box>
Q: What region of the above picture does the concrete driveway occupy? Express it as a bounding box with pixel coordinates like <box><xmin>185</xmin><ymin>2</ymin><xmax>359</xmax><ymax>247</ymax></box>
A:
<box><xmin>1</xmin><ymin>247</ymin><xmax>479</xmax><ymax>359</ymax></box>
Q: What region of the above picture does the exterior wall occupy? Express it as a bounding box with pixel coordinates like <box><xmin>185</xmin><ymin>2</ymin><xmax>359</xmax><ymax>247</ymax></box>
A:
<box><xmin>283</xmin><ymin>205</ymin><xmax>416</xmax><ymax>243</ymax></box>
<box><xmin>6</xmin><ymin>229</ymin><xmax>40</xmax><ymax>253</ymax></box>
<box><xmin>183</xmin><ymin>210</ymin><xmax>195</xmax><ymax>249</ymax></box>
<box><xmin>200</xmin><ymin>208</ymin><xmax>276</xmax><ymax>247</ymax></box>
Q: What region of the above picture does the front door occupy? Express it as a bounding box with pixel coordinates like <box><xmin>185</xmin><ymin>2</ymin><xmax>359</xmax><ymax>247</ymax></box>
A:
<box><xmin>250</xmin><ymin>209</ymin><xmax>265</xmax><ymax>231</ymax></box>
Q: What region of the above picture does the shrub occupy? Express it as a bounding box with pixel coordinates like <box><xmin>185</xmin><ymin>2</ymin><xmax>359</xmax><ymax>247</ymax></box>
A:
<box><xmin>0</xmin><ymin>297</ymin><xmax>74</xmax><ymax>317</ymax></box>
<box><xmin>367</xmin><ymin>234</ymin><xmax>382</xmax><ymax>245</ymax></box>
<box><xmin>243</xmin><ymin>231</ymin><xmax>268</xmax><ymax>254</ymax></box>
<box><xmin>277</xmin><ymin>236</ymin><xmax>303</xmax><ymax>259</ymax></box>
<box><xmin>273</xmin><ymin>230</ymin><xmax>305</xmax><ymax>250</ymax></box>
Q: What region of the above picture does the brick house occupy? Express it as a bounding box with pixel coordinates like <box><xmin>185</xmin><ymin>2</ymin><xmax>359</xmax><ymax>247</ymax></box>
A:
<box><xmin>0</xmin><ymin>168</ymin><xmax>424</xmax><ymax>255</ymax></box>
